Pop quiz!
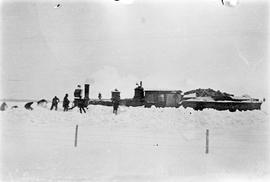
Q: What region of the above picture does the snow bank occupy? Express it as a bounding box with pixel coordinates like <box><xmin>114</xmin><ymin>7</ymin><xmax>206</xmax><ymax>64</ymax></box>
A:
<box><xmin>0</xmin><ymin>102</ymin><xmax>269</xmax><ymax>182</ymax></box>
<box><xmin>2</xmin><ymin>101</ymin><xmax>268</xmax><ymax>127</ymax></box>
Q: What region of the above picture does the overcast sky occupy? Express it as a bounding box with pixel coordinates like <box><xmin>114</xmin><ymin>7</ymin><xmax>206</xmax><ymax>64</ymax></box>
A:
<box><xmin>0</xmin><ymin>0</ymin><xmax>269</xmax><ymax>100</ymax></box>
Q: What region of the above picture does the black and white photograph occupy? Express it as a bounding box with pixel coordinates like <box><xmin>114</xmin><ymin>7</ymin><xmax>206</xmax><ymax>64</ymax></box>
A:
<box><xmin>0</xmin><ymin>0</ymin><xmax>269</xmax><ymax>181</ymax></box>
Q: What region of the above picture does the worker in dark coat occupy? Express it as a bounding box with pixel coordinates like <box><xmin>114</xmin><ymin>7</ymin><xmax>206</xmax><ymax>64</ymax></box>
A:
<box><xmin>50</xmin><ymin>96</ymin><xmax>60</xmax><ymax>111</ymax></box>
<box><xmin>77</xmin><ymin>99</ymin><xmax>86</xmax><ymax>113</ymax></box>
<box><xmin>112</xmin><ymin>99</ymin><xmax>119</xmax><ymax>115</ymax></box>
<box><xmin>0</xmin><ymin>102</ymin><xmax>8</xmax><ymax>111</ymax></box>
<box><xmin>98</xmin><ymin>93</ymin><xmax>102</xmax><ymax>100</ymax></box>
<box><xmin>25</xmin><ymin>102</ymin><xmax>33</xmax><ymax>110</ymax></box>
<box><xmin>63</xmin><ymin>94</ymin><xmax>70</xmax><ymax>112</ymax></box>
<box><xmin>37</xmin><ymin>99</ymin><xmax>47</xmax><ymax>105</ymax></box>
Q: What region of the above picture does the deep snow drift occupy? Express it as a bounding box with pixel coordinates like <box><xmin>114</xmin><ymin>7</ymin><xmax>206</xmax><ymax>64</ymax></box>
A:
<box><xmin>0</xmin><ymin>102</ymin><xmax>270</xmax><ymax>182</ymax></box>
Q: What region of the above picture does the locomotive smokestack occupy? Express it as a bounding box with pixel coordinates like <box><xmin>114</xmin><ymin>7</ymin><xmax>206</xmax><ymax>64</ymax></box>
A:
<box><xmin>140</xmin><ymin>81</ymin><xmax>142</xmax><ymax>87</ymax></box>
<box><xmin>84</xmin><ymin>84</ymin><xmax>90</xmax><ymax>99</ymax></box>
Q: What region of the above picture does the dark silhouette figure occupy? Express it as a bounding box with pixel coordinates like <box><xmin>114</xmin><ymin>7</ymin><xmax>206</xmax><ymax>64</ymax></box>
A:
<box><xmin>112</xmin><ymin>100</ymin><xmax>119</xmax><ymax>115</ymax></box>
<box><xmin>69</xmin><ymin>85</ymin><xmax>86</xmax><ymax>113</ymax></box>
<box><xmin>98</xmin><ymin>93</ymin><xmax>102</xmax><ymax>100</ymax></box>
<box><xmin>25</xmin><ymin>102</ymin><xmax>33</xmax><ymax>110</ymax></box>
<box><xmin>78</xmin><ymin>99</ymin><xmax>86</xmax><ymax>114</ymax></box>
<box><xmin>37</xmin><ymin>99</ymin><xmax>47</xmax><ymax>105</ymax></box>
<box><xmin>111</xmin><ymin>88</ymin><xmax>120</xmax><ymax>114</ymax></box>
<box><xmin>0</xmin><ymin>102</ymin><xmax>8</xmax><ymax>111</ymax></box>
<box><xmin>63</xmin><ymin>94</ymin><xmax>70</xmax><ymax>112</ymax></box>
<box><xmin>37</xmin><ymin>99</ymin><xmax>48</xmax><ymax>108</ymax></box>
<box><xmin>50</xmin><ymin>96</ymin><xmax>60</xmax><ymax>111</ymax></box>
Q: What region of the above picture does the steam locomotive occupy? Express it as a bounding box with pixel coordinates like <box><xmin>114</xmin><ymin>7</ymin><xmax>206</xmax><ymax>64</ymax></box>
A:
<box><xmin>77</xmin><ymin>83</ymin><xmax>263</xmax><ymax>111</ymax></box>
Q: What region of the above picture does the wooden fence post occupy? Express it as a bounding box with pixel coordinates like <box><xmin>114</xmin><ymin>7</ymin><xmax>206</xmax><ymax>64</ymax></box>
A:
<box><xmin>75</xmin><ymin>125</ymin><xmax>78</xmax><ymax>147</ymax></box>
<box><xmin>206</xmin><ymin>129</ymin><xmax>209</xmax><ymax>154</ymax></box>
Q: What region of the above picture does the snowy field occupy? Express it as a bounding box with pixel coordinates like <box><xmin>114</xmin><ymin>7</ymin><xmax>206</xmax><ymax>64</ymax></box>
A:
<box><xmin>0</xmin><ymin>102</ymin><xmax>270</xmax><ymax>182</ymax></box>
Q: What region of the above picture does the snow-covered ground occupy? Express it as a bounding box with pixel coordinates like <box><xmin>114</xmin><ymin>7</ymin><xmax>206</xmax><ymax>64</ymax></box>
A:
<box><xmin>0</xmin><ymin>102</ymin><xmax>270</xmax><ymax>182</ymax></box>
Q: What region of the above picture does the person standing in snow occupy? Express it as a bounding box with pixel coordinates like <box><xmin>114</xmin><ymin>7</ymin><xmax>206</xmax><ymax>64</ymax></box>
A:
<box><xmin>112</xmin><ymin>99</ymin><xmax>119</xmax><ymax>115</ymax></box>
<box><xmin>77</xmin><ymin>99</ymin><xmax>86</xmax><ymax>114</ymax></box>
<box><xmin>0</xmin><ymin>102</ymin><xmax>8</xmax><ymax>111</ymax></box>
<box><xmin>50</xmin><ymin>96</ymin><xmax>60</xmax><ymax>111</ymax></box>
<box><xmin>63</xmin><ymin>94</ymin><xmax>70</xmax><ymax>112</ymax></box>
<box><xmin>111</xmin><ymin>89</ymin><xmax>120</xmax><ymax>115</ymax></box>
<box><xmin>98</xmin><ymin>93</ymin><xmax>102</xmax><ymax>100</ymax></box>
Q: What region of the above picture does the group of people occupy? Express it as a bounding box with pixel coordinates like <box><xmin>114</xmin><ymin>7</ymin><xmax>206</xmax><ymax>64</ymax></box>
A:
<box><xmin>50</xmin><ymin>94</ymin><xmax>119</xmax><ymax>114</ymax></box>
<box><xmin>1</xmin><ymin>85</ymin><xmax>120</xmax><ymax>114</ymax></box>
<box><xmin>50</xmin><ymin>94</ymin><xmax>70</xmax><ymax>112</ymax></box>
<box><xmin>50</xmin><ymin>85</ymin><xmax>86</xmax><ymax>114</ymax></box>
